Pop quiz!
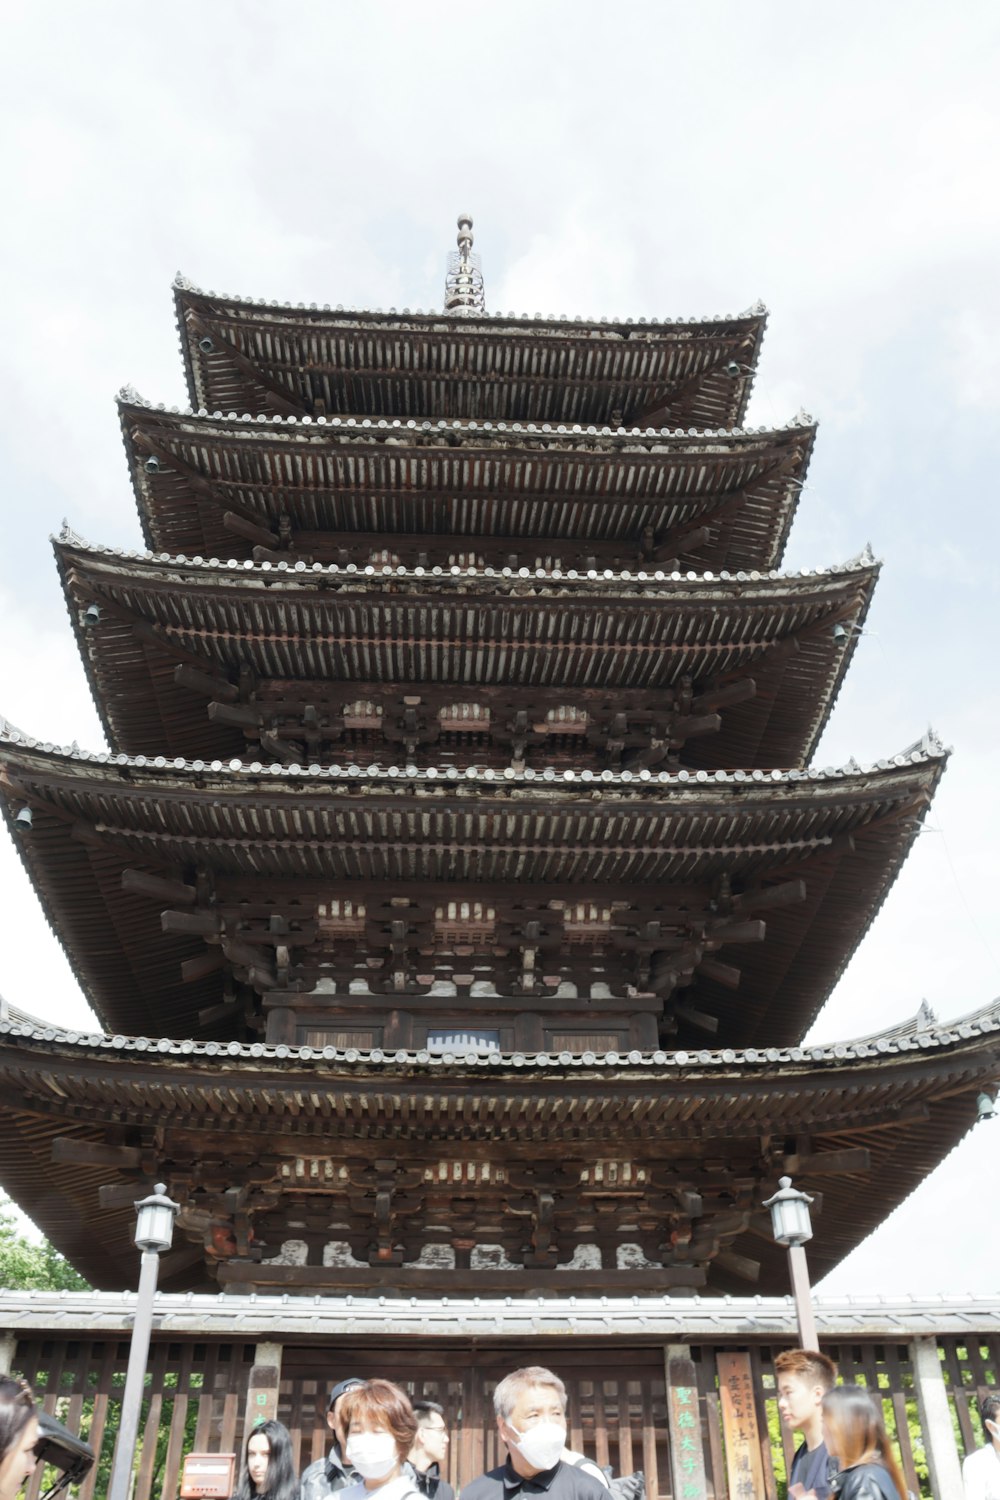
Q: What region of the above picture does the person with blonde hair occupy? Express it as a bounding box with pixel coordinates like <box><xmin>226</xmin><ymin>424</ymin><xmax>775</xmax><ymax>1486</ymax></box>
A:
<box><xmin>821</xmin><ymin>1385</ymin><xmax>906</xmax><ymax>1500</ymax></box>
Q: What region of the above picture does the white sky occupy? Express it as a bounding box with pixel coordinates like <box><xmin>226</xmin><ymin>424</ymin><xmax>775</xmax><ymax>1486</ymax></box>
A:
<box><xmin>0</xmin><ymin>0</ymin><xmax>998</xmax><ymax>1295</ymax></box>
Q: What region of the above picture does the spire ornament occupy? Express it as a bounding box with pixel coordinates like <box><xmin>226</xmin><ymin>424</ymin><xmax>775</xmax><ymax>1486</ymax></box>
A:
<box><xmin>443</xmin><ymin>214</ymin><xmax>485</xmax><ymax>316</ymax></box>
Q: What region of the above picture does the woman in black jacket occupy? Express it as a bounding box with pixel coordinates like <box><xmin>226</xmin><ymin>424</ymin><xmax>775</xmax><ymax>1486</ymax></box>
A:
<box><xmin>233</xmin><ymin>1418</ymin><xmax>300</xmax><ymax>1500</ymax></box>
<box><xmin>822</xmin><ymin>1386</ymin><xmax>907</xmax><ymax>1500</ymax></box>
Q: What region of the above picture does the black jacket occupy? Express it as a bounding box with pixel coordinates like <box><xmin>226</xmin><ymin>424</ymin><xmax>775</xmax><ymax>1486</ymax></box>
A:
<box><xmin>831</xmin><ymin>1462</ymin><xmax>901</xmax><ymax>1500</ymax></box>
<box><xmin>407</xmin><ymin>1461</ymin><xmax>454</xmax><ymax>1500</ymax></box>
<box><xmin>300</xmin><ymin>1446</ymin><xmax>359</xmax><ymax>1500</ymax></box>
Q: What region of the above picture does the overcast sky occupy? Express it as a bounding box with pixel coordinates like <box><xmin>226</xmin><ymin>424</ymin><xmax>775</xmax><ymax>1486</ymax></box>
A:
<box><xmin>1</xmin><ymin>0</ymin><xmax>998</xmax><ymax>1296</ymax></box>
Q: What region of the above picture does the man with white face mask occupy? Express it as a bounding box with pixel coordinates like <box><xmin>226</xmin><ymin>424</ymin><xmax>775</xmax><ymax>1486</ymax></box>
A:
<box><xmin>461</xmin><ymin>1367</ymin><xmax>609</xmax><ymax>1500</ymax></box>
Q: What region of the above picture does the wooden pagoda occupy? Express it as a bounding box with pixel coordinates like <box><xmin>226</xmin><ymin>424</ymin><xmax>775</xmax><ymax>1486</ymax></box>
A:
<box><xmin>1</xmin><ymin>220</ymin><xmax>997</xmax><ymax>1298</ymax></box>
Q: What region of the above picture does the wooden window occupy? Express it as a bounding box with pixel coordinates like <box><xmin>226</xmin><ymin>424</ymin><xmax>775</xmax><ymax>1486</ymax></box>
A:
<box><xmin>302</xmin><ymin>1028</ymin><xmax>379</xmax><ymax>1049</ymax></box>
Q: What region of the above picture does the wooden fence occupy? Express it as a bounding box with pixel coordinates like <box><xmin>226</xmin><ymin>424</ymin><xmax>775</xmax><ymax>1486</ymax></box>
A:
<box><xmin>7</xmin><ymin>1323</ymin><xmax>1000</xmax><ymax>1500</ymax></box>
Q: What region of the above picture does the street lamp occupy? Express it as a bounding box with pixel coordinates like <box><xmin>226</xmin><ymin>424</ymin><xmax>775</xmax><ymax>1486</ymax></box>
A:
<box><xmin>763</xmin><ymin>1175</ymin><xmax>819</xmax><ymax>1351</ymax></box>
<box><xmin>107</xmin><ymin>1183</ymin><xmax>180</xmax><ymax>1500</ymax></box>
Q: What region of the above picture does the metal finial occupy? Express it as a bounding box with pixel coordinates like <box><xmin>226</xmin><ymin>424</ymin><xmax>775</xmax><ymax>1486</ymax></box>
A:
<box><xmin>444</xmin><ymin>214</ymin><xmax>485</xmax><ymax>316</ymax></box>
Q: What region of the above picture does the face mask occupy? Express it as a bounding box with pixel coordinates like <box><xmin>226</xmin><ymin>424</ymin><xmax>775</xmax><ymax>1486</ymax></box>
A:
<box><xmin>346</xmin><ymin>1431</ymin><xmax>399</xmax><ymax>1480</ymax></box>
<box><xmin>507</xmin><ymin>1420</ymin><xmax>567</xmax><ymax>1473</ymax></box>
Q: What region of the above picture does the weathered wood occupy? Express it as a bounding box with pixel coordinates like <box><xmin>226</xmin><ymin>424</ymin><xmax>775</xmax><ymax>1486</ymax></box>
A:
<box><xmin>122</xmin><ymin>867</ymin><xmax>197</xmax><ymax>906</ymax></box>
<box><xmin>182</xmin><ymin>951</ymin><xmax>227</xmax><ymax>983</ymax></box>
<box><xmin>784</xmin><ymin>1146</ymin><xmax>871</xmax><ymax>1175</ymax></box>
<box><xmin>717</xmin><ymin>1350</ymin><xmax>768</xmax><ymax>1500</ymax></box>
<box><xmin>161</xmin><ymin>910</ymin><xmax>221</xmax><ymax>936</ymax></box>
<box><xmin>217</xmin><ymin>1262</ymin><xmax>707</xmax><ymax>1292</ymax></box>
<box><xmin>174</xmin><ymin>663</ymin><xmax>240</xmax><ymax>704</ymax></box>
<box><xmin>223</xmin><ymin>511</ymin><xmax>279</xmax><ymax>550</ymax></box>
<box><xmin>51</xmin><ymin>1138</ymin><xmax>142</xmax><ymax>1168</ymax></box>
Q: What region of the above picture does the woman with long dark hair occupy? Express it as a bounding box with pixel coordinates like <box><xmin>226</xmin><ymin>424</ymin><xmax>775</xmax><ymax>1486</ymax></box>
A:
<box><xmin>233</xmin><ymin>1418</ymin><xmax>300</xmax><ymax>1500</ymax></box>
<box><xmin>337</xmin><ymin>1381</ymin><xmax>419</xmax><ymax>1500</ymax></box>
<box><xmin>0</xmin><ymin>1377</ymin><xmax>38</xmax><ymax>1500</ymax></box>
<box><xmin>822</xmin><ymin>1386</ymin><xmax>907</xmax><ymax>1500</ymax></box>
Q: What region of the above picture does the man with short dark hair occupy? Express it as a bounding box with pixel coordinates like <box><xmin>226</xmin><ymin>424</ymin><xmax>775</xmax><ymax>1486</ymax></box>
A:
<box><xmin>964</xmin><ymin>1392</ymin><xmax>1000</xmax><ymax>1499</ymax></box>
<box><xmin>407</xmin><ymin>1400</ymin><xmax>454</xmax><ymax>1500</ymax></box>
<box><xmin>301</xmin><ymin>1376</ymin><xmax>365</xmax><ymax>1500</ymax></box>
<box><xmin>461</xmin><ymin>1365</ymin><xmax>608</xmax><ymax>1500</ymax></box>
<box><xmin>774</xmin><ymin>1348</ymin><xmax>838</xmax><ymax>1500</ymax></box>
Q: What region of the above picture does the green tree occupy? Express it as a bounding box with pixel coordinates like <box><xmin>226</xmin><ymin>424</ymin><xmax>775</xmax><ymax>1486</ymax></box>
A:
<box><xmin>0</xmin><ymin>1193</ymin><xmax>90</xmax><ymax>1290</ymax></box>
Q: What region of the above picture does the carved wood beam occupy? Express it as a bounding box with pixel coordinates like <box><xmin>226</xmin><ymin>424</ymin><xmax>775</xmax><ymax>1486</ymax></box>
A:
<box><xmin>217</xmin><ymin>1262</ymin><xmax>708</xmax><ymax>1292</ymax></box>
<box><xmin>174</xmin><ymin>663</ymin><xmax>240</xmax><ymax>705</ymax></box>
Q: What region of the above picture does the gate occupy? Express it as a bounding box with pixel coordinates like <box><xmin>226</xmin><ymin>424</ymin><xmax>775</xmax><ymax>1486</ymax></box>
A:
<box><xmin>5</xmin><ymin>1290</ymin><xmax>1000</xmax><ymax>1500</ymax></box>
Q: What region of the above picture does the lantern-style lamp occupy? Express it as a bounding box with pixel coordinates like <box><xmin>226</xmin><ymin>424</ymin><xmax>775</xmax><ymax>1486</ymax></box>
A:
<box><xmin>763</xmin><ymin>1175</ymin><xmax>814</xmax><ymax>1247</ymax></box>
<box><xmin>108</xmin><ymin>1183</ymin><xmax>181</xmax><ymax>1500</ymax></box>
<box><xmin>134</xmin><ymin>1183</ymin><xmax>179</xmax><ymax>1253</ymax></box>
<box><xmin>763</xmin><ymin>1175</ymin><xmax>819</xmax><ymax>1351</ymax></box>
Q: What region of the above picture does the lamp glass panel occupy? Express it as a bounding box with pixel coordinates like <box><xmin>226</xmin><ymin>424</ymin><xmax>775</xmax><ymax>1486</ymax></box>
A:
<box><xmin>135</xmin><ymin>1202</ymin><xmax>175</xmax><ymax>1253</ymax></box>
<box><xmin>773</xmin><ymin>1198</ymin><xmax>812</xmax><ymax>1246</ymax></box>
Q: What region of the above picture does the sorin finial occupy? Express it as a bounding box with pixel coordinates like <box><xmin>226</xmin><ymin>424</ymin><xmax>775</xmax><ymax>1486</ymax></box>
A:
<box><xmin>444</xmin><ymin>213</ymin><xmax>486</xmax><ymax>316</ymax></box>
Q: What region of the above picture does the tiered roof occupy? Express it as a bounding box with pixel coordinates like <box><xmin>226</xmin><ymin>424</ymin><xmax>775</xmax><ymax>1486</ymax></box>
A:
<box><xmin>0</xmin><ymin>998</ymin><xmax>997</xmax><ymax>1294</ymax></box>
<box><xmin>172</xmin><ymin>277</ymin><xmax>767</xmax><ymax>427</ymax></box>
<box><xmin>121</xmin><ymin>398</ymin><xmax>812</xmax><ymax>570</ymax></box>
<box><xmin>57</xmin><ymin>535</ymin><xmax>875</xmax><ymax>770</ymax></box>
<box><xmin>0</xmin><ymin>728</ymin><xmax>944</xmax><ymax>1049</ymax></box>
<box><xmin>0</xmin><ymin>222</ymin><xmax>988</xmax><ymax>1296</ymax></box>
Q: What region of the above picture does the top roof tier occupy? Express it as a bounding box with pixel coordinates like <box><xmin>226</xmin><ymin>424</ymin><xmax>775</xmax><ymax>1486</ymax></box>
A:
<box><xmin>173</xmin><ymin>279</ymin><xmax>766</xmax><ymax>429</ymax></box>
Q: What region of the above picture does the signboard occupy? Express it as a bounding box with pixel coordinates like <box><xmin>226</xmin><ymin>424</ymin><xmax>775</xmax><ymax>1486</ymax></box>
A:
<box><xmin>666</xmin><ymin>1348</ymin><xmax>708</xmax><ymax>1500</ymax></box>
<box><xmin>180</xmin><ymin>1453</ymin><xmax>235</xmax><ymax>1499</ymax></box>
<box><xmin>716</xmin><ymin>1351</ymin><xmax>767</xmax><ymax>1500</ymax></box>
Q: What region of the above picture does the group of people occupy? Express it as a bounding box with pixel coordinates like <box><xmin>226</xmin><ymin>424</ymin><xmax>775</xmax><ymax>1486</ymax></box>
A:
<box><xmin>1</xmin><ymin>1353</ymin><xmax>999</xmax><ymax>1499</ymax></box>
<box><xmin>235</xmin><ymin>1379</ymin><xmax>454</xmax><ymax>1500</ymax></box>
<box><xmin>776</xmin><ymin>1347</ymin><xmax>1000</xmax><ymax>1498</ymax></box>
<box><xmin>237</xmin><ymin>1355</ymin><xmax>915</xmax><ymax>1500</ymax></box>
<box><xmin>234</xmin><ymin>1367</ymin><xmax>617</xmax><ymax>1500</ymax></box>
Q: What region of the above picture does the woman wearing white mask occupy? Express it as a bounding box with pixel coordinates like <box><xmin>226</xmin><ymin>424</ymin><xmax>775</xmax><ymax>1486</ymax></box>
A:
<box><xmin>337</xmin><ymin>1381</ymin><xmax>420</xmax><ymax>1500</ymax></box>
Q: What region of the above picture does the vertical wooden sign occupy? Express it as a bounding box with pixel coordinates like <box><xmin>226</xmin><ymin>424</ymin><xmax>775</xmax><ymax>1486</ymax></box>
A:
<box><xmin>665</xmin><ymin>1346</ymin><xmax>709</xmax><ymax>1500</ymax></box>
<box><xmin>243</xmin><ymin>1341</ymin><xmax>283</xmax><ymax>1436</ymax></box>
<box><xmin>716</xmin><ymin>1351</ymin><xmax>767</xmax><ymax>1500</ymax></box>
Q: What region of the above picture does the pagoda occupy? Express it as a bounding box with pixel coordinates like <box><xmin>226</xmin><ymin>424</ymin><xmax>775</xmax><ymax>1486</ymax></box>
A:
<box><xmin>1</xmin><ymin>219</ymin><xmax>998</xmax><ymax>1298</ymax></box>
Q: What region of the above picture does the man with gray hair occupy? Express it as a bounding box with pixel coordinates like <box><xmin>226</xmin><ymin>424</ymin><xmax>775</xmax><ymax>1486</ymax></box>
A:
<box><xmin>460</xmin><ymin>1366</ymin><xmax>609</xmax><ymax>1500</ymax></box>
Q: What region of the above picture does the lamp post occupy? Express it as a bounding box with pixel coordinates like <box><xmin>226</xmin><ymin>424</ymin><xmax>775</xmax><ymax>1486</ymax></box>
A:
<box><xmin>107</xmin><ymin>1183</ymin><xmax>180</xmax><ymax>1500</ymax></box>
<box><xmin>763</xmin><ymin>1175</ymin><xmax>819</xmax><ymax>1351</ymax></box>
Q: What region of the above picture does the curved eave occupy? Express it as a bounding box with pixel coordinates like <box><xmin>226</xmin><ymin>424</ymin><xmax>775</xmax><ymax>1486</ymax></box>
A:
<box><xmin>173</xmin><ymin>286</ymin><xmax>766</xmax><ymax>430</ymax></box>
<box><xmin>0</xmin><ymin>1000</ymin><xmax>996</xmax><ymax>1293</ymax></box>
<box><xmin>55</xmin><ymin>536</ymin><xmax>878</xmax><ymax>769</ymax></box>
<box><xmin>121</xmin><ymin>401</ymin><xmax>811</xmax><ymax>571</ymax></box>
<box><xmin>0</xmin><ymin>735</ymin><xmax>947</xmax><ymax>1043</ymax></box>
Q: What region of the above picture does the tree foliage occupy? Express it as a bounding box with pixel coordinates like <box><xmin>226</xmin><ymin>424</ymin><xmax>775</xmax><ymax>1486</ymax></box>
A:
<box><xmin>0</xmin><ymin>1192</ymin><xmax>90</xmax><ymax>1290</ymax></box>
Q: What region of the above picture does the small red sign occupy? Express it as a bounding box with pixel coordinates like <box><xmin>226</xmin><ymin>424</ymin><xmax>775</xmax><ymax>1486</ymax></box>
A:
<box><xmin>180</xmin><ymin>1453</ymin><xmax>236</xmax><ymax>1498</ymax></box>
